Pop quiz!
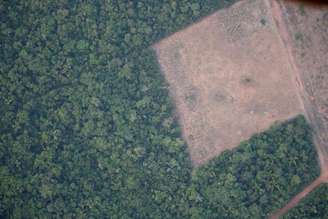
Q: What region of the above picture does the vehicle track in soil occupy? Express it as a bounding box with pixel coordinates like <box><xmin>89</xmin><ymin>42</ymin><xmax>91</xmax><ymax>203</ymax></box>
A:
<box><xmin>267</xmin><ymin>0</ymin><xmax>328</xmax><ymax>217</ymax></box>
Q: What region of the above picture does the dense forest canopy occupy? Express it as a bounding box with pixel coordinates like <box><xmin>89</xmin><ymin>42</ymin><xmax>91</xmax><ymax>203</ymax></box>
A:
<box><xmin>0</xmin><ymin>0</ymin><xmax>320</xmax><ymax>218</ymax></box>
<box><xmin>283</xmin><ymin>184</ymin><xmax>328</xmax><ymax>219</ymax></box>
<box><xmin>190</xmin><ymin>116</ymin><xmax>319</xmax><ymax>218</ymax></box>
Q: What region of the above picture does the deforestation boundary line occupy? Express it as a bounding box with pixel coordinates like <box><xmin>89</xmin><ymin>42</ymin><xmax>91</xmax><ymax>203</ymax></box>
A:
<box><xmin>266</xmin><ymin>0</ymin><xmax>328</xmax><ymax>217</ymax></box>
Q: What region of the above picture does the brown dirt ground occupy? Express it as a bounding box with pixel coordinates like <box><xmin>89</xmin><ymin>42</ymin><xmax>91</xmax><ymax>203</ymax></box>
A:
<box><xmin>270</xmin><ymin>0</ymin><xmax>328</xmax><ymax>175</ymax></box>
<box><xmin>153</xmin><ymin>0</ymin><xmax>303</xmax><ymax>166</ymax></box>
<box><xmin>268</xmin><ymin>0</ymin><xmax>328</xmax><ymax>217</ymax></box>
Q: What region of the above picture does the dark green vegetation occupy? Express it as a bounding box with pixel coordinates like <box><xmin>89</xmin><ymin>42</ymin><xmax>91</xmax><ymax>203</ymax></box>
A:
<box><xmin>284</xmin><ymin>184</ymin><xmax>328</xmax><ymax>219</ymax></box>
<box><xmin>0</xmin><ymin>0</ymin><xmax>320</xmax><ymax>218</ymax></box>
<box><xmin>190</xmin><ymin>117</ymin><xmax>320</xmax><ymax>218</ymax></box>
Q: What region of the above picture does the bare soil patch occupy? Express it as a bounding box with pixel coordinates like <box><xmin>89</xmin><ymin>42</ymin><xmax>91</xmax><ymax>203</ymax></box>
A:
<box><xmin>153</xmin><ymin>0</ymin><xmax>303</xmax><ymax>166</ymax></box>
<box><xmin>271</xmin><ymin>0</ymin><xmax>328</xmax><ymax>175</ymax></box>
<box><xmin>267</xmin><ymin>0</ymin><xmax>328</xmax><ymax>217</ymax></box>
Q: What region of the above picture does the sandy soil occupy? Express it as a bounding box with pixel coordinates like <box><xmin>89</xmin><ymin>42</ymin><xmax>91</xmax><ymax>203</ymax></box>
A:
<box><xmin>267</xmin><ymin>0</ymin><xmax>328</xmax><ymax>217</ymax></box>
<box><xmin>153</xmin><ymin>0</ymin><xmax>303</xmax><ymax>166</ymax></box>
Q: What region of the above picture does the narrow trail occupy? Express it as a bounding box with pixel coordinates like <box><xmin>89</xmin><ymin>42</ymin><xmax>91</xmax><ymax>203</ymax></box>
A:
<box><xmin>265</xmin><ymin>0</ymin><xmax>328</xmax><ymax>217</ymax></box>
<box><xmin>270</xmin><ymin>174</ymin><xmax>328</xmax><ymax>219</ymax></box>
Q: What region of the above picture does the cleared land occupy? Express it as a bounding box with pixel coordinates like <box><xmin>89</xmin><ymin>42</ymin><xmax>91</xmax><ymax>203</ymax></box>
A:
<box><xmin>269</xmin><ymin>0</ymin><xmax>328</xmax><ymax>217</ymax></box>
<box><xmin>273</xmin><ymin>0</ymin><xmax>328</xmax><ymax>174</ymax></box>
<box><xmin>153</xmin><ymin>0</ymin><xmax>303</xmax><ymax>166</ymax></box>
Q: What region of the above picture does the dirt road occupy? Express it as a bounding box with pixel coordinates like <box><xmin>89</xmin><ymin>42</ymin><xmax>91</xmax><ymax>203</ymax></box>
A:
<box><xmin>155</xmin><ymin>0</ymin><xmax>328</xmax><ymax>214</ymax></box>
<box><xmin>267</xmin><ymin>0</ymin><xmax>328</xmax><ymax>217</ymax></box>
<box><xmin>270</xmin><ymin>173</ymin><xmax>328</xmax><ymax>219</ymax></box>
